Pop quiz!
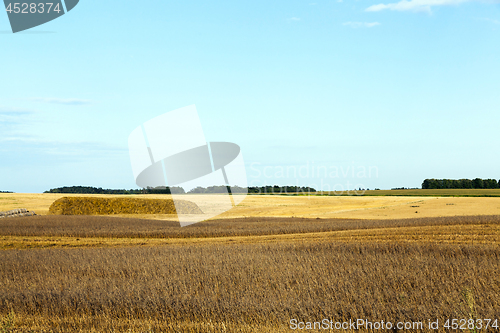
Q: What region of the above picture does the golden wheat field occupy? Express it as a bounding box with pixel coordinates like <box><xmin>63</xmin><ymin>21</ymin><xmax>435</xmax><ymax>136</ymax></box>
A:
<box><xmin>1</xmin><ymin>193</ymin><xmax>500</xmax><ymax>332</ymax></box>
<box><xmin>2</xmin><ymin>192</ymin><xmax>500</xmax><ymax>220</ymax></box>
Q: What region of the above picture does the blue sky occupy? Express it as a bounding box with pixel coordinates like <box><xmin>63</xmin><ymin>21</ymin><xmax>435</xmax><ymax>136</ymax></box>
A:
<box><xmin>1</xmin><ymin>0</ymin><xmax>499</xmax><ymax>193</ymax></box>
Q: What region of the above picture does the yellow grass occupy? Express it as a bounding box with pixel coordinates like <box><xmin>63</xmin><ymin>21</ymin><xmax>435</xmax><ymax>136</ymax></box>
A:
<box><xmin>2</xmin><ymin>223</ymin><xmax>499</xmax><ymax>250</ymax></box>
<box><xmin>48</xmin><ymin>196</ymin><xmax>202</xmax><ymax>215</ymax></box>
<box><xmin>1</xmin><ymin>313</ymin><xmax>279</xmax><ymax>333</ymax></box>
<box><xmin>0</xmin><ymin>193</ymin><xmax>176</xmax><ymax>216</ymax></box>
<box><xmin>2</xmin><ymin>193</ymin><xmax>500</xmax><ymax>332</ymax></box>
<box><xmin>2</xmin><ymin>240</ymin><xmax>499</xmax><ymax>332</ymax></box>
<box><xmin>217</xmin><ymin>195</ymin><xmax>500</xmax><ymax>220</ymax></box>
<box><xmin>328</xmin><ymin>188</ymin><xmax>500</xmax><ymax>197</ymax></box>
<box><xmin>3</xmin><ymin>193</ymin><xmax>500</xmax><ymax>220</ymax></box>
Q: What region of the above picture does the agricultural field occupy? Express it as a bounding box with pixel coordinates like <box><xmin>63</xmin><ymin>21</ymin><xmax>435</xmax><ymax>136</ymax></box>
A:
<box><xmin>1</xmin><ymin>194</ymin><xmax>500</xmax><ymax>332</ymax></box>
<box><xmin>2</xmin><ymin>192</ymin><xmax>500</xmax><ymax>220</ymax></box>
<box><xmin>324</xmin><ymin>189</ymin><xmax>500</xmax><ymax>197</ymax></box>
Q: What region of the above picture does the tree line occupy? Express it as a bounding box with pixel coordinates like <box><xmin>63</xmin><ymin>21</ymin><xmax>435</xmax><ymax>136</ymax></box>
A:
<box><xmin>44</xmin><ymin>186</ymin><xmax>185</xmax><ymax>194</ymax></box>
<box><xmin>187</xmin><ymin>186</ymin><xmax>246</xmax><ymax>194</ymax></box>
<box><xmin>247</xmin><ymin>186</ymin><xmax>317</xmax><ymax>194</ymax></box>
<box><xmin>44</xmin><ymin>185</ymin><xmax>318</xmax><ymax>195</ymax></box>
<box><xmin>186</xmin><ymin>185</ymin><xmax>316</xmax><ymax>194</ymax></box>
<box><xmin>422</xmin><ymin>178</ymin><xmax>500</xmax><ymax>189</ymax></box>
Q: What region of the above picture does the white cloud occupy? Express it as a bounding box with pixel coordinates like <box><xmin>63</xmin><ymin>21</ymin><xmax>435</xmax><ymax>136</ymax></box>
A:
<box><xmin>29</xmin><ymin>97</ymin><xmax>92</xmax><ymax>105</ymax></box>
<box><xmin>288</xmin><ymin>17</ymin><xmax>301</xmax><ymax>21</ymax></box>
<box><xmin>0</xmin><ymin>107</ymin><xmax>37</xmax><ymax>138</ymax></box>
<box><xmin>0</xmin><ymin>137</ymin><xmax>126</xmax><ymax>164</ymax></box>
<box><xmin>480</xmin><ymin>17</ymin><xmax>500</xmax><ymax>24</ymax></box>
<box><xmin>366</xmin><ymin>0</ymin><xmax>469</xmax><ymax>12</ymax></box>
<box><xmin>0</xmin><ymin>107</ymin><xmax>34</xmax><ymax>115</ymax></box>
<box><xmin>0</xmin><ymin>107</ymin><xmax>34</xmax><ymax>123</ymax></box>
<box><xmin>343</xmin><ymin>21</ymin><xmax>381</xmax><ymax>28</ymax></box>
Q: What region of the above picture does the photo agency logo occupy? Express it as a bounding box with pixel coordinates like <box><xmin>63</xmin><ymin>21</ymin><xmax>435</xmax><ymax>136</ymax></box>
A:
<box><xmin>249</xmin><ymin>162</ymin><xmax>379</xmax><ymax>195</ymax></box>
<box><xmin>128</xmin><ymin>105</ymin><xmax>247</xmax><ymax>227</ymax></box>
<box><xmin>3</xmin><ymin>0</ymin><xmax>79</xmax><ymax>33</ymax></box>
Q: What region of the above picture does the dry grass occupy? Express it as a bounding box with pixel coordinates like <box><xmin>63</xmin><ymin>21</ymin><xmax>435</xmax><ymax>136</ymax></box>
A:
<box><xmin>3</xmin><ymin>193</ymin><xmax>500</xmax><ymax>220</ymax></box>
<box><xmin>222</xmin><ymin>195</ymin><xmax>500</xmax><ymax>220</ymax></box>
<box><xmin>48</xmin><ymin>196</ymin><xmax>202</xmax><ymax>216</ymax></box>
<box><xmin>1</xmin><ymin>242</ymin><xmax>499</xmax><ymax>332</ymax></box>
<box><xmin>2</xmin><ymin>215</ymin><xmax>500</xmax><ymax>239</ymax></box>
<box><xmin>0</xmin><ymin>193</ymin><xmax>127</xmax><ymax>216</ymax></box>
<box><xmin>1</xmin><ymin>224</ymin><xmax>499</xmax><ymax>250</ymax></box>
<box><xmin>2</xmin><ymin>194</ymin><xmax>500</xmax><ymax>332</ymax></box>
<box><xmin>325</xmin><ymin>188</ymin><xmax>500</xmax><ymax>197</ymax></box>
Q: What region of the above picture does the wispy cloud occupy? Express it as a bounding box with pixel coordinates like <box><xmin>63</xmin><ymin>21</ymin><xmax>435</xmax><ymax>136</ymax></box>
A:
<box><xmin>0</xmin><ymin>107</ymin><xmax>34</xmax><ymax>115</ymax></box>
<box><xmin>366</xmin><ymin>0</ymin><xmax>469</xmax><ymax>12</ymax></box>
<box><xmin>0</xmin><ymin>107</ymin><xmax>35</xmax><ymax>123</ymax></box>
<box><xmin>0</xmin><ymin>137</ymin><xmax>126</xmax><ymax>165</ymax></box>
<box><xmin>479</xmin><ymin>17</ymin><xmax>500</xmax><ymax>24</ymax></box>
<box><xmin>343</xmin><ymin>21</ymin><xmax>381</xmax><ymax>28</ymax></box>
<box><xmin>288</xmin><ymin>17</ymin><xmax>301</xmax><ymax>21</ymax></box>
<box><xmin>29</xmin><ymin>97</ymin><xmax>93</xmax><ymax>105</ymax></box>
<box><xmin>0</xmin><ymin>107</ymin><xmax>36</xmax><ymax>136</ymax></box>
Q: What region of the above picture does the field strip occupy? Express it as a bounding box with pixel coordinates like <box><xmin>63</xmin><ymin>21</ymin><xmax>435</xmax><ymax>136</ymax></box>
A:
<box><xmin>1</xmin><ymin>224</ymin><xmax>499</xmax><ymax>250</ymax></box>
<box><xmin>320</xmin><ymin>199</ymin><xmax>428</xmax><ymax>215</ymax></box>
<box><xmin>3</xmin><ymin>193</ymin><xmax>500</xmax><ymax>220</ymax></box>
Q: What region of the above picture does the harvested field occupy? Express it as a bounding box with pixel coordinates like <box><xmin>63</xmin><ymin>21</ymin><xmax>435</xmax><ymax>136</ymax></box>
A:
<box><xmin>48</xmin><ymin>196</ymin><xmax>202</xmax><ymax>216</ymax></box>
<box><xmin>224</xmin><ymin>195</ymin><xmax>500</xmax><ymax>220</ymax></box>
<box><xmin>0</xmin><ymin>208</ymin><xmax>36</xmax><ymax>219</ymax></box>
<box><xmin>3</xmin><ymin>193</ymin><xmax>500</xmax><ymax>220</ymax></box>
<box><xmin>2</xmin><ymin>224</ymin><xmax>500</xmax><ymax>250</ymax></box>
<box><xmin>2</xmin><ymin>215</ymin><xmax>500</xmax><ymax>239</ymax></box>
<box><xmin>2</xmin><ymin>193</ymin><xmax>500</xmax><ymax>332</ymax></box>
<box><xmin>325</xmin><ymin>188</ymin><xmax>500</xmax><ymax>197</ymax></box>
<box><xmin>0</xmin><ymin>193</ymin><xmax>175</xmax><ymax>216</ymax></box>
<box><xmin>1</xmin><ymin>242</ymin><xmax>499</xmax><ymax>332</ymax></box>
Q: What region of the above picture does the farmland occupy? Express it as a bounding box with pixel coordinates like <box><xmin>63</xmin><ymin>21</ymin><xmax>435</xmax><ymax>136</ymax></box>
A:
<box><xmin>1</xmin><ymin>194</ymin><xmax>500</xmax><ymax>332</ymax></box>
<box><xmin>323</xmin><ymin>188</ymin><xmax>500</xmax><ymax>197</ymax></box>
<box><xmin>2</xmin><ymin>192</ymin><xmax>500</xmax><ymax>220</ymax></box>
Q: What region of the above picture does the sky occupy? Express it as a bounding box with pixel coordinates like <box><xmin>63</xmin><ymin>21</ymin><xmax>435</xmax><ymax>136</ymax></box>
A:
<box><xmin>1</xmin><ymin>0</ymin><xmax>499</xmax><ymax>193</ymax></box>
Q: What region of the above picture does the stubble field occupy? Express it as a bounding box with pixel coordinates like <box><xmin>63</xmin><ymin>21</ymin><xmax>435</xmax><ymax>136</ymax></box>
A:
<box><xmin>1</xmin><ymin>193</ymin><xmax>500</xmax><ymax>332</ymax></box>
<box><xmin>2</xmin><ymin>192</ymin><xmax>500</xmax><ymax>220</ymax></box>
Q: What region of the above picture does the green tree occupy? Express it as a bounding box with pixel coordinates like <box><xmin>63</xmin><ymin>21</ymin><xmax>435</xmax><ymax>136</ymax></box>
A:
<box><xmin>473</xmin><ymin>178</ymin><xmax>484</xmax><ymax>189</ymax></box>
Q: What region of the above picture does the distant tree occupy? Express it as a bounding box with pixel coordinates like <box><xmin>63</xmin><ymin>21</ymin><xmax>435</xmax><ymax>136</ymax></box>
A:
<box><xmin>230</xmin><ymin>186</ymin><xmax>247</xmax><ymax>193</ymax></box>
<box><xmin>459</xmin><ymin>179</ymin><xmax>473</xmax><ymax>189</ymax></box>
<box><xmin>473</xmin><ymin>178</ymin><xmax>484</xmax><ymax>189</ymax></box>
<box><xmin>484</xmin><ymin>179</ymin><xmax>499</xmax><ymax>189</ymax></box>
<box><xmin>44</xmin><ymin>186</ymin><xmax>185</xmax><ymax>194</ymax></box>
<box><xmin>422</xmin><ymin>179</ymin><xmax>440</xmax><ymax>189</ymax></box>
<box><xmin>422</xmin><ymin>178</ymin><xmax>498</xmax><ymax>190</ymax></box>
<box><xmin>246</xmin><ymin>186</ymin><xmax>316</xmax><ymax>194</ymax></box>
